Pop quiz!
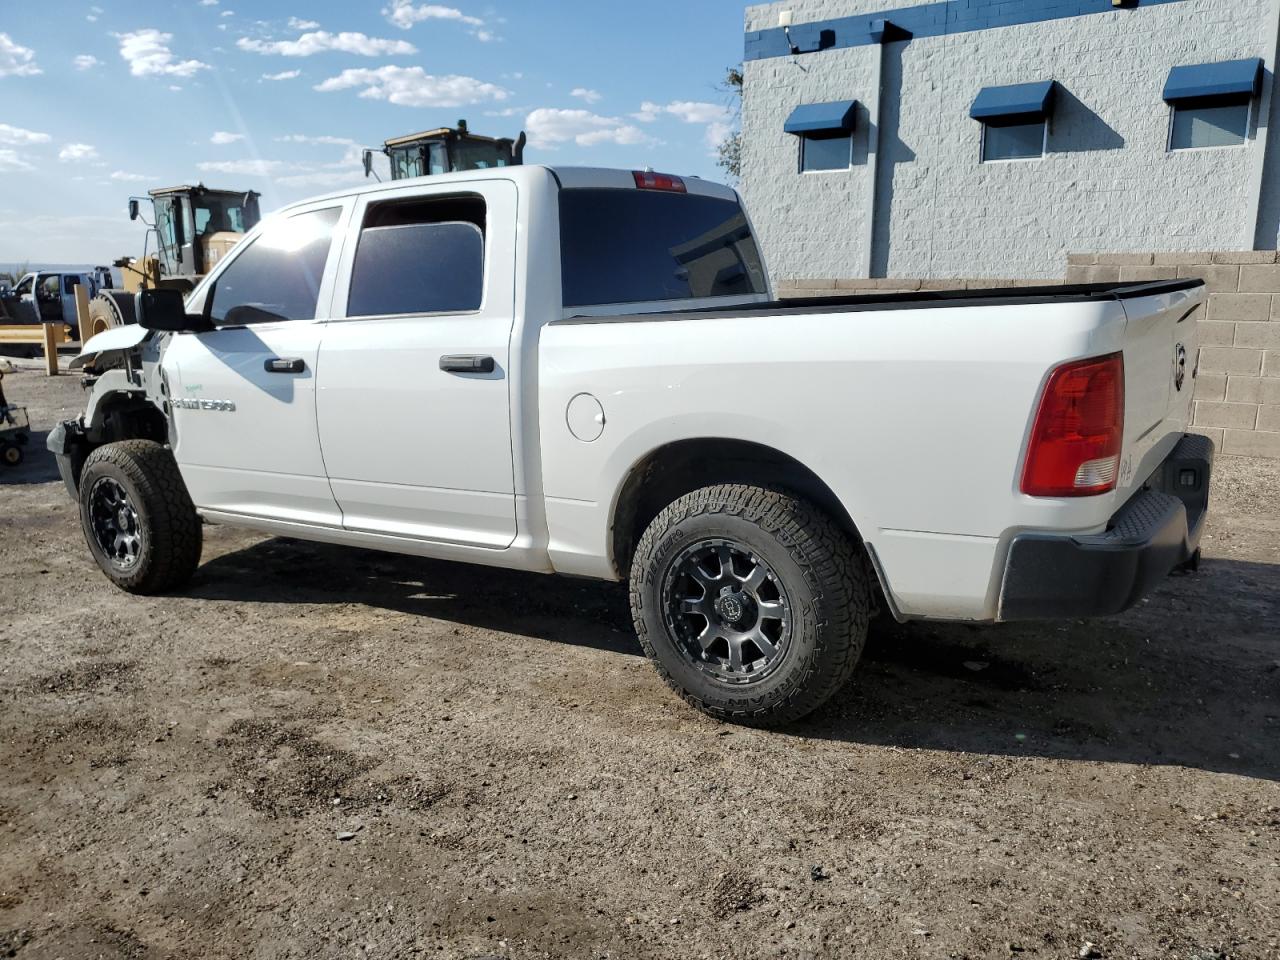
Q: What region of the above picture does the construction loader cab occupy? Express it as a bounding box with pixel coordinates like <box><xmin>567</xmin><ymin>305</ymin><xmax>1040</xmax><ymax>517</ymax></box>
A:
<box><xmin>367</xmin><ymin>120</ymin><xmax>526</xmax><ymax>181</ymax></box>
<box><xmin>137</xmin><ymin>185</ymin><xmax>261</xmax><ymax>292</ymax></box>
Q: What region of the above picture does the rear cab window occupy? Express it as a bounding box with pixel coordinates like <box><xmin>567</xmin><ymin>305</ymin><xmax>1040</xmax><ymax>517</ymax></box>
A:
<box><xmin>558</xmin><ymin>187</ymin><xmax>768</xmax><ymax>308</ymax></box>
<box><xmin>347</xmin><ymin>194</ymin><xmax>486</xmax><ymax>317</ymax></box>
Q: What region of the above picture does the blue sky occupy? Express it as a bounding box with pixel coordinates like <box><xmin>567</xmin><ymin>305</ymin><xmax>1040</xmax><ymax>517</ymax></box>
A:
<box><xmin>0</xmin><ymin>1</ymin><xmax>746</xmax><ymax>263</ymax></box>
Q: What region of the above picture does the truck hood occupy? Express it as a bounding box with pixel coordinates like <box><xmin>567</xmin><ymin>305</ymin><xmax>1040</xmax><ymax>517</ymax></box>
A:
<box><xmin>70</xmin><ymin>324</ymin><xmax>151</xmax><ymax>370</ymax></box>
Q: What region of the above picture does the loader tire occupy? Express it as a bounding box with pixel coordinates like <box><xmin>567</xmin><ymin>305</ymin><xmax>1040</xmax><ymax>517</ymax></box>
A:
<box><xmin>630</xmin><ymin>484</ymin><xmax>870</xmax><ymax>727</ymax></box>
<box><xmin>78</xmin><ymin>440</ymin><xmax>201</xmax><ymax>594</ymax></box>
<box><xmin>86</xmin><ymin>291</ymin><xmax>136</xmax><ymax>339</ymax></box>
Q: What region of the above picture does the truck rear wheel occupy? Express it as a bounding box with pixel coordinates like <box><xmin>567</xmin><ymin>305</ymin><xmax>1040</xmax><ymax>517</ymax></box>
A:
<box><xmin>630</xmin><ymin>484</ymin><xmax>870</xmax><ymax>727</ymax></box>
<box><xmin>78</xmin><ymin>440</ymin><xmax>202</xmax><ymax>594</ymax></box>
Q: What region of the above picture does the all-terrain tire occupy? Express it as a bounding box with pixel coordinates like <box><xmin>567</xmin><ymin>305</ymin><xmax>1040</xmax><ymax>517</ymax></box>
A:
<box><xmin>78</xmin><ymin>440</ymin><xmax>202</xmax><ymax>594</ymax></box>
<box><xmin>630</xmin><ymin>484</ymin><xmax>870</xmax><ymax>727</ymax></box>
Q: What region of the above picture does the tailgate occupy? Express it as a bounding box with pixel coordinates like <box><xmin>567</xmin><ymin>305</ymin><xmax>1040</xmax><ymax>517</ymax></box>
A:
<box><xmin>1114</xmin><ymin>281</ymin><xmax>1204</xmax><ymax>497</ymax></box>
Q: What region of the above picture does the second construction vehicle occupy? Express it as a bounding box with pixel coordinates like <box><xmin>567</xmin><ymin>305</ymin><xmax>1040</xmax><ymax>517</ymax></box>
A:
<box><xmin>87</xmin><ymin>185</ymin><xmax>261</xmax><ymax>337</ymax></box>
<box><xmin>364</xmin><ymin>120</ymin><xmax>525</xmax><ymax>181</ymax></box>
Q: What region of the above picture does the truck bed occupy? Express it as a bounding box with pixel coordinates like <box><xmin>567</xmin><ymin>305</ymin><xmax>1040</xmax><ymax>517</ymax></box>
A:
<box><xmin>554</xmin><ymin>279</ymin><xmax>1204</xmax><ymax>324</ymax></box>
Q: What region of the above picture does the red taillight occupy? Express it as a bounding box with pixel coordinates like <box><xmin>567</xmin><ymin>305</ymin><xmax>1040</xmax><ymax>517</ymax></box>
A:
<box><xmin>1021</xmin><ymin>352</ymin><xmax>1125</xmax><ymax>497</ymax></box>
<box><xmin>632</xmin><ymin>170</ymin><xmax>686</xmax><ymax>193</ymax></box>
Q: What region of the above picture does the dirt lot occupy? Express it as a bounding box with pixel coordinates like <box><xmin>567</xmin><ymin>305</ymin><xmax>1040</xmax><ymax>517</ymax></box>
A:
<box><xmin>1</xmin><ymin>366</ymin><xmax>1277</xmax><ymax>960</ymax></box>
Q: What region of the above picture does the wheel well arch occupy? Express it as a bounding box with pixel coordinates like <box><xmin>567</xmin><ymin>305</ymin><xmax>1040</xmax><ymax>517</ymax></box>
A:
<box><xmin>609</xmin><ymin>438</ymin><xmax>864</xmax><ymax>580</ymax></box>
<box><xmin>87</xmin><ymin>391</ymin><xmax>167</xmax><ymax>446</ymax></box>
<box><xmin>58</xmin><ymin>389</ymin><xmax>168</xmax><ymax>494</ymax></box>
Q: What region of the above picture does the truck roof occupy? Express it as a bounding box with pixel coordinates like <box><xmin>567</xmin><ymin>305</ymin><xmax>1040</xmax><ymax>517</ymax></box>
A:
<box><xmin>272</xmin><ymin>165</ymin><xmax>740</xmax><ymax>215</ymax></box>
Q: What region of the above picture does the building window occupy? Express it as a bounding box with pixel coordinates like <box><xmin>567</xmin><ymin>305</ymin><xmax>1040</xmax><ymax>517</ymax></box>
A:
<box><xmin>981</xmin><ymin>119</ymin><xmax>1047</xmax><ymax>162</ymax></box>
<box><xmin>970</xmin><ymin>80</ymin><xmax>1056</xmax><ymax>164</ymax></box>
<box><xmin>1169</xmin><ymin>100</ymin><xmax>1252</xmax><ymax>150</ymax></box>
<box><xmin>800</xmin><ymin>131</ymin><xmax>853</xmax><ymax>172</ymax></box>
<box><xmin>1163</xmin><ymin>58</ymin><xmax>1261</xmax><ymax>152</ymax></box>
<box><xmin>783</xmin><ymin>100</ymin><xmax>857</xmax><ymax>174</ymax></box>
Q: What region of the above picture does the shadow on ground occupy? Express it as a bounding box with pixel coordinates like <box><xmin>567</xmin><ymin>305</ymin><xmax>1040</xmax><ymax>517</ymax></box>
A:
<box><xmin>190</xmin><ymin>538</ymin><xmax>1280</xmax><ymax>781</ymax></box>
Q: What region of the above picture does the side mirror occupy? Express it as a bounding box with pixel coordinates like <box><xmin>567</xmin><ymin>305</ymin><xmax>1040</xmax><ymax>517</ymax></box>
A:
<box><xmin>128</xmin><ymin>199</ymin><xmax>140</xmax><ymax>221</ymax></box>
<box><xmin>136</xmin><ymin>288</ymin><xmax>205</xmax><ymax>332</ymax></box>
<box><xmin>362</xmin><ymin>149</ymin><xmax>374</xmax><ymax>177</ymax></box>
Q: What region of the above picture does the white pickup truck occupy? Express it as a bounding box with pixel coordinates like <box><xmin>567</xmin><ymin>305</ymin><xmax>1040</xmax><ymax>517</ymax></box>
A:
<box><xmin>50</xmin><ymin>165</ymin><xmax>1212</xmax><ymax>726</ymax></box>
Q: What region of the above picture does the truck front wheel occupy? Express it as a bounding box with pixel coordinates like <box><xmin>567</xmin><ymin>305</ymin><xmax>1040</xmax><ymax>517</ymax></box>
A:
<box><xmin>630</xmin><ymin>484</ymin><xmax>870</xmax><ymax>727</ymax></box>
<box><xmin>78</xmin><ymin>440</ymin><xmax>202</xmax><ymax>594</ymax></box>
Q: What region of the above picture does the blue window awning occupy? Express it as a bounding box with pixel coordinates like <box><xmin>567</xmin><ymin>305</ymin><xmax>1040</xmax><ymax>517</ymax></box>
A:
<box><xmin>1163</xmin><ymin>58</ymin><xmax>1263</xmax><ymax>103</ymax></box>
<box><xmin>970</xmin><ymin>80</ymin><xmax>1056</xmax><ymax>123</ymax></box>
<box><xmin>784</xmin><ymin>100</ymin><xmax>857</xmax><ymax>135</ymax></box>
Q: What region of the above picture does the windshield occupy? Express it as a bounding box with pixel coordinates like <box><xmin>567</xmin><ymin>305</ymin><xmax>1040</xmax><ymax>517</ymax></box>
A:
<box><xmin>559</xmin><ymin>189</ymin><xmax>768</xmax><ymax>307</ymax></box>
<box><xmin>194</xmin><ymin>195</ymin><xmax>254</xmax><ymax>235</ymax></box>
<box><xmin>452</xmin><ymin>139</ymin><xmax>511</xmax><ymax>171</ymax></box>
<box><xmin>390</xmin><ymin>145</ymin><xmax>425</xmax><ymax>179</ymax></box>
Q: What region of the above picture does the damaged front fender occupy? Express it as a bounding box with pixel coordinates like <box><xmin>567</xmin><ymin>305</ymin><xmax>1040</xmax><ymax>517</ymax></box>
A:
<box><xmin>70</xmin><ymin>324</ymin><xmax>153</xmax><ymax>371</ymax></box>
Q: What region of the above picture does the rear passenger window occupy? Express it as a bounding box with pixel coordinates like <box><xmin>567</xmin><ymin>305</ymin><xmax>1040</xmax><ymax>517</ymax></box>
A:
<box><xmin>347</xmin><ymin>195</ymin><xmax>485</xmax><ymax>317</ymax></box>
<box><xmin>207</xmin><ymin>206</ymin><xmax>341</xmax><ymax>325</ymax></box>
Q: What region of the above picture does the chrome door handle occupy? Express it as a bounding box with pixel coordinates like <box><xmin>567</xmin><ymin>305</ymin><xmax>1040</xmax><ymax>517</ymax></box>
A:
<box><xmin>264</xmin><ymin>357</ymin><xmax>305</xmax><ymax>374</ymax></box>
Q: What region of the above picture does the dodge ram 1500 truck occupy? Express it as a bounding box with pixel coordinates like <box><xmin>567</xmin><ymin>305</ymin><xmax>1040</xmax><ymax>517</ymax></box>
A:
<box><xmin>49</xmin><ymin>165</ymin><xmax>1212</xmax><ymax>726</ymax></box>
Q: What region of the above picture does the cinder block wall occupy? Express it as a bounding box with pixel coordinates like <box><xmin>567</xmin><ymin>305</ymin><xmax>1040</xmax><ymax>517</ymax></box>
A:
<box><xmin>1069</xmin><ymin>251</ymin><xmax>1280</xmax><ymax>460</ymax></box>
<box><xmin>774</xmin><ymin>250</ymin><xmax>1280</xmax><ymax>458</ymax></box>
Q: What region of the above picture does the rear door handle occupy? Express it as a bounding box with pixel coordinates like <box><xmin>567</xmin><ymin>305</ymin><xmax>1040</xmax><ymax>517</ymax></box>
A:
<box><xmin>439</xmin><ymin>354</ymin><xmax>495</xmax><ymax>374</ymax></box>
<box><xmin>264</xmin><ymin>357</ymin><xmax>305</xmax><ymax>374</ymax></box>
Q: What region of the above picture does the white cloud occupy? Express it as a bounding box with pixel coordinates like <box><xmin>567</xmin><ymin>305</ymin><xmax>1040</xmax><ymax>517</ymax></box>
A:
<box><xmin>210</xmin><ymin>131</ymin><xmax>245</xmax><ymax>144</ymax></box>
<box><xmin>199</xmin><ymin>0</ymin><xmax>219</xmax><ymax>5</ymax></box>
<box><xmin>115</xmin><ymin>29</ymin><xmax>210</xmax><ymax>78</ymax></box>
<box><xmin>315</xmin><ymin>66</ymin><xmax>507</xmax><ymax>108</ymax></box>
<box><xmin>288</xmin><ymin>17</ymin><xmax>320</xmax><ymax>29</ymax></box>
<box><xmin>276</xmin><ymin>134</ymin><xmax>357</xmax><ymax>146</ymax></box>
<box><xmin>0</xmin><ymin>149</ymin><xmax>33</xmax><ymax>171</ymax></box>
<box><xmin>237</xmin><ymin>30</ymin><xmax>415</xmax><ymax>57</ymax></box>
<box><xmin>0</xmin><ymin>123</ymin><xmax>51</xmax><ymax>146</ymax></box>
<box><xmin>633</xmin><ymin>100</ymin><xmax>734</xmax><ymax>149</ymax></box>
<box><xmin>276</xmin><ymin>170</ymin><xmax>366</xmax><ymax>188</ymax></box>
<box><xmin>73</xmin><ymin>54</ymin><xmax>100</xmax><ymax>70</ymax></box>
<box><xmin>86</xmin><ymin>6</ymin><xmax>103</xmax><ymax>22</ymax></box>
<box><xmin>383</xmin><ymin>1</ymin><xmax>482</xmax><ymax>29</ymax></box>
<box><xmin>221</xmin><ymin>10</ymin><xmax>235</xmax><ymax>16</ymax></box>
<box><xmin>59</xmin><ymin>143</ymin><xmax>99</xmax><ymax>162</ymax></box>
<box><xmin>0</xmin><ymin>33</ymin><xmax>41</xmax><ymax>77</ymax></box>
<box><xmin>525</xmin><ymin>108</ymin><xmax>651</xmax><ymax>149</ymax></box>
<box><xmin>195</xmin><ymin>148</ymin><xmax>366</xmax><ymax>189</ymax></box>
<box><xmin>570</xmin><ymin>87</ymin><xmax>601</xmax><ymax>104</ymax></box>
<box><xmin>0</xmin><ymin>211</ymin><xmax>147</xmax><ymax>264</ymax></box>
<box><xmin>633</xmin><ymin>100</ymin><xmax>729</xmax><ymax>125</ymax></box>
<box><xmin>110</xmin><ymin>170</ymin><xmax>153</xmax><ymax>182</ymax></box>
<box><xmin>197</xmin><ymin>159</ymin><xmax>288</xmax><ymax>176</ymax></box>
<box><xmin>262</xmin><ymin>69</ymin><xmax>301</xmax><ymax>80</ymax></box>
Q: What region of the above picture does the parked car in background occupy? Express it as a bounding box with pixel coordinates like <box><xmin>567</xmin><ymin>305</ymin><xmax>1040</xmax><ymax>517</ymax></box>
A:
<box><xmin>0</xmin><ymin>268</ymin><xmax>113</xmax><ymax>339</ymax></box>
<box><xmin>49</xmin><ymin>165</ymin><xmax>1212</xmax><ymax>726</ymax></box>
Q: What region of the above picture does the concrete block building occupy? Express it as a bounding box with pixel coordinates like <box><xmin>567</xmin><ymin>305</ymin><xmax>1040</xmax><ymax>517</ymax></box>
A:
<box><xmin>740</xmin><ymin>0</ymin><xmax>1280</xmax><ymax>282</ymax></box>
<box><xmin>740</xmin><ymin>0</ymin><xmax>1280</xmax><ymax>457</ymax></box>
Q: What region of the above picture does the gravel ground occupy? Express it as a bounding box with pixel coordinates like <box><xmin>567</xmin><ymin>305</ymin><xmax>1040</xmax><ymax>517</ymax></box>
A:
<box><xmin>1</xmin><ymin>367</ymin><xmax>1278</xmax><ymax>960</ymax></box>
